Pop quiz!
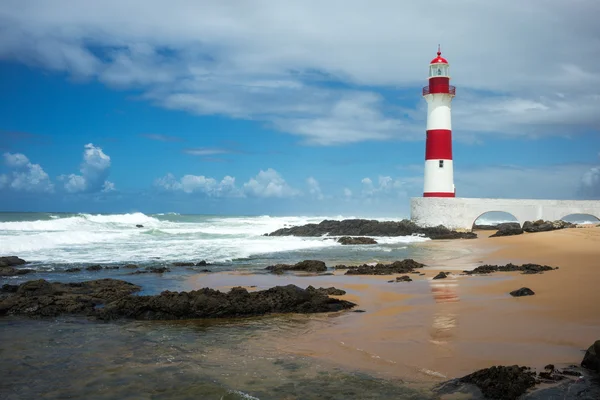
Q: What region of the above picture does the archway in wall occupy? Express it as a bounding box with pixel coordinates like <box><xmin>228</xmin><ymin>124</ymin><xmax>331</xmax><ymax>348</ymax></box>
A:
<box><xmin>472</xmin><ymin>211</ymin><xmax>519</xmax><ymax>231</ymax></box>
<box><xmin>560</xmin><ymin>213</ymin><xmax>600</xmax><ymax>226</ymax></box>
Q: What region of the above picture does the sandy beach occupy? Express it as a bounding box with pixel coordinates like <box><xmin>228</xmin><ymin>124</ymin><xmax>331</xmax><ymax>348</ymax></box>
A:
<box><xmin>182</xmin><ymin>227</ymin><xmax>600</xmax><ymax>383</ymax></box>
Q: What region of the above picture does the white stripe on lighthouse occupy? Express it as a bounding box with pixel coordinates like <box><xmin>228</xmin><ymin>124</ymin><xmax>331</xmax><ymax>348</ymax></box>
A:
<box><xmin>424</xmin><ymin>159</ymin><xmax>454</xmax><ymax>193</ymax></box>
<box><xmin>426</xmin><ymin>94</ymin><xmax>453</xmax><ymax>131</ymax></box>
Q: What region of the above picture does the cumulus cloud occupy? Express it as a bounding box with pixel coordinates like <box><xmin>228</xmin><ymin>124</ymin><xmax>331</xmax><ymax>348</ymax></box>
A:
<box><xmin>243</xmin><ymin>169</ymin><xmax>299</xmax><ymax>198</ymax></box>
<box><xmin>1</xmin><ymin>152</ymin><xmax>54</xmax><ymax>192</ymax></box>
<box><xmin>140</xmin><ymin>133</ymin><xmax>183</xmax><ymax>142</ymax></box>
<box><xmin>60</xmin><ymin>143</ymin><xmax>114</xmax><ymax>193</ymax></box>
<box><xmin>154</xmin><ymin>172</ymin><xmax>241</xmax><ymax>197</ymax></box>
<box><xmin>1</xmin><ymin>0</ymin><xmax>597</xmax><ymax>145</ymax></box>
<box><xmin>360</xmin><ymin>176</ymin><xmax>409</xmax><ymax>197</ymax></box>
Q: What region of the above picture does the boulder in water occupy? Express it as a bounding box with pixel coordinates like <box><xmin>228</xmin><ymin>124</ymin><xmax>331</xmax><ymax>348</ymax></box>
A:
<box><xmin>172</xmin><ymin>262</ymin><xmax>195</xmax><ymax>267</ymax></box>
<box><xmin>344</xmin><ymin>259</ymin><xmax>425</xmax><ymax>275</ymax></box>
<box><xmin>433</xmin><ymin>272</ymin><xmax>448</xmax><ymax>280</ymax></box>
<box><xmin>135</xmin><ymin>224</ymin><xmax>144</xmax><ymax>228</ymax></box>
<box><xmin>0</xmin><ymin>256</ymin><xmax>27</xmax><ymax>267</ymax></box>
<box><xmin>337</xmin><ymin>236</ymin><xmax>378</xmax><ymax>245</ymax></box>
<box><xmin>265</xmin><ymin>260</ymin><xmax>327</xmax><ymax>273</ymax></box>
<box><xmin>510</xmin><ymin>287</ymin><xmax>535</xmax><ymax>297</ymax></box>
<box><xmin>581</xmin><ymin>340</ymin><xmax>600</xmax><ymax>372</ymax></box>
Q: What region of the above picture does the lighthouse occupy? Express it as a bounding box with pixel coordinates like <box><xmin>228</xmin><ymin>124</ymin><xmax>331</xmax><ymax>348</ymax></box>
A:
<box><xmin>422</xmin><ymin>46</ymin><xmax>456</xmax><ymax>197</ymax></box>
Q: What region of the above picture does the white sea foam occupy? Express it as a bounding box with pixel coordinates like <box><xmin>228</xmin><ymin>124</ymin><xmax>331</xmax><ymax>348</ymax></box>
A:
<box><xmin>0</xmin><ymin>213</ymin><xmax>422</xmax><ymax>264</ymax></box>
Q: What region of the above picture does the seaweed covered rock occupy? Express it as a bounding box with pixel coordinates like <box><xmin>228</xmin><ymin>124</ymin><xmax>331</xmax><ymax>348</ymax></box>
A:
<box><xmin>267</xmin><ymin>219</ymin><xmax>476</xmax><ymax>240</ymax></box>
<box><xmin>490</xmin><ymin>223</ymin><xmax>524</xmax><ymax>237</ymax></box>
<box><xmin>306</xmin><ymin>286</ymin><xmax>346</xmax><ymax>295</ymax></box>
<box><xmin>344</xmin><ymin>259</ymin><xmax>425</xmax><ymax>275</ymax></box>
<box><xmin>265</xmin><ymin>260</ymin><xmax>327</xmax><ymax>273</ymax></box>
<box><xmin>0</xmin><ymin>279</ymin><xmax>141</xmax><ymax>317</ymax></box>
<box><xmin>464</xmin><ymin>263</ymin><xmax>556</xmax><ymax>275</ymax></box>
<box><xmin>337</xmin><ymin>236</ymin><xmax>378</xmax><ymax>245</ymax></box>
<box><xmin>581</xmin><ymin>340</ymin><xmax>600</xmax><ymax>373</ymax></box>
<box><xmin>459</xmin><ymin>365</ymin><xmax>536</xmax><ymax>400</ymax></box>
<box><xmin>96</xmin><ymin>284</ymin><xmax>355</xmax><ymax>320</ymax></box>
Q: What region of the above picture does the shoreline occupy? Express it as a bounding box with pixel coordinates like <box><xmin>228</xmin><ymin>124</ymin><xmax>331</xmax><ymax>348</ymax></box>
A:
<box><xmin>2</xmin><ymin>227</ymin><xmax>600</xmax><ymax>393</ymax></box>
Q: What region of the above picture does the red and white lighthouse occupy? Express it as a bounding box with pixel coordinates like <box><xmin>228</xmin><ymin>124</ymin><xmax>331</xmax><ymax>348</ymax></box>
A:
<box><xmin>422</xmin><ymin>46</ymin><xmax>456</xmax><ymax>197</ymax></box>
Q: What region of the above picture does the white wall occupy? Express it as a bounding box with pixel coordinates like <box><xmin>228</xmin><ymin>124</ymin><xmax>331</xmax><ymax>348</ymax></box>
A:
<box><xmin>411</xmin><ymin>197</ymin><xmax>600</xmax><ymax>230</ymax></box>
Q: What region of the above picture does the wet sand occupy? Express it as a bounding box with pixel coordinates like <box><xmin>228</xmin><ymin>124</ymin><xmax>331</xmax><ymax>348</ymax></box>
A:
<box><xmin>183</xmin><ymin>227</ymin><xmax>600</xmax><ymax>383</ymax></box>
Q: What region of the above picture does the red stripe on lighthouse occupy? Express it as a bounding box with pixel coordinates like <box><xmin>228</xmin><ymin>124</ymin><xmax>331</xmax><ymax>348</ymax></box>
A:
<box><xmin>423</xmin><ymin>192</ymin><xmax>455</xmax><ymax>198</ymax></box>
<box><xmin>425</xmin><ymin>129</ymin><xmax>453</xmax><ymax>160</ymax></box>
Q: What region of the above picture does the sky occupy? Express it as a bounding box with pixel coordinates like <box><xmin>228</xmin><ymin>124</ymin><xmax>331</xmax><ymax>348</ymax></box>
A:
<box><xmin>0</xmin><ymin>0</ymin><xmax>599</xmax><ymax>217</ymax></box>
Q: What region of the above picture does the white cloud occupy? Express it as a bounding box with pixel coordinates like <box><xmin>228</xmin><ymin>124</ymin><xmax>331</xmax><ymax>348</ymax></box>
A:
<box><xmin>60</xmin><ymin>143</ymin><xmax>114</xmax><ymax>193</ymax></box>
<box><xmin>1</xmin><ymin>152</ymin><xmax>54</xmax><ymax>193</ymax></box>
<box><xmin>243</xmin><ymin>168</ymin><xmax>299</xmax><ymax>198</ymax></box>
<box><xmin>343</xmin><ymin>188</ymin><xmax>352</xmax><ymax>198</ymax></box>
<box><xmin>183</xmin><ymin>148</ymin><xmax>232</xmax><ymax>156</ymax></box>
<box><xmin>154</xmin><ymin>172</ymin><xmax>241</xmax><ymax>197</ymax></box>
<box><xmin>1</xmin><ymin>0</ymin><xmax>597</xmax><ymax>145</ymax></box>
<box><xmin>306</xmin><ymin>177</ymin><xmax>323</xmax><ymax>200</ymax></box>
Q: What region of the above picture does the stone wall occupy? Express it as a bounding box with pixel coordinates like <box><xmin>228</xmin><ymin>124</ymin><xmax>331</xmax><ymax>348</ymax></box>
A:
<box><xmin>411</xmin><ymin>197</ymin><xmax>600</xmax><ymax>231</ymax></box>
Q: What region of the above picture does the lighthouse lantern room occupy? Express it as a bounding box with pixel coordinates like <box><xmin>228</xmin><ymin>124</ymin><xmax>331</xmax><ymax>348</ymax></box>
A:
<box><xmin>422</xmin><ymin>46</ymin><xmax>456</xmax><ymax>197</ymax></box>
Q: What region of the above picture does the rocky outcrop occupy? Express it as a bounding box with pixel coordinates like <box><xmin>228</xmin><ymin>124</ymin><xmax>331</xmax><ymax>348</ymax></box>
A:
<box><xmin>172</xmin><ymin>262</ymin><xmax>195</xmax><ymax>267</ymax></box>
<box><xmin>265</xmin><ymin>260</ymin><xmax>327</xmax><ymax>273</ymax></box>
<box><xmin>306</xmin><ymin>286</ymin><xmax>346</xmax><ymax>295</ymax></box>
<box><xmin>510</xmin><ymin>287</ymin><xmax>535</xmax><ymax>297</ymax></box>
<box><xmin>433</xmin><ymin>272</ymin><xmax>448</xmax><ymax>280</ymax></box>
<box><xmin>395</xmin><ymin>275</ymin><xmax>412</xmax><ymax>282</ymax></box>
<box><xmin>0</xmin><ymin>256</ymin><xmax>27</xmax><ymax>267</ymax></box>
<box><xmin>97</xmin><ymin>284</ymin><xmax>355</xmax><ymax>320</ymax></box>
<box><xmin>523</xmin><ymin>220</ymin><xmax>575</xmax><ymax>233</ymax></box>
<box><xmin>464</xmin><ymin>263</ymin><xmax>557</xmax><ymax>275</ymax></box>
<box><xmin>473</xmin><ymin>224</ymin><xmax>501</xmax><ymax>230</ymax></box>
<box><xmin>0</xmin><ymin>279</ymin><xmax>141</xmax><ymax>317</ymax></box>
<box><xmin>344</xmin><ymin>259</ymin><xmax>425</xmax><ymax>275</ymax></box>
<box><xmin>581</xmin><ymin>340</ymin><xmax>600</xmax><ymax>373</ymax></box>
<box><xmin>337</xmin><ymin>236</ymin><xmax>378</xmax><ymax>245</ymax></box>
<box><xmin>0</xmin><ymin>280</ymin><xmax>355</xmax><ymax>320</ymax></box>
<box><xmin>267</xmin><ymin>219</ymin><xmax>477</xmax><ymax>240</ymax></box>
<box><xmin>65</xmin><ymin>268</ymin><xmax>82</xmax><ymax>273</ymax></box>
<box><xmin>86</xmin><ymin>265</ymin><xmax>103</xmax><ymax>271</ymax></box>
<box><xmin>490</xmin><ymin>223</ymin><xmax>524</xmax><ymax>237</ymax></box>
<box><xmin>130</xmin><ymin>266</ymin><xmax>170</xmax><ymax>274</ymax></box>
<box><xmin>458</xmin><ymin>365</ymin><xmax>537</xmax><ymax>400</ymax></box>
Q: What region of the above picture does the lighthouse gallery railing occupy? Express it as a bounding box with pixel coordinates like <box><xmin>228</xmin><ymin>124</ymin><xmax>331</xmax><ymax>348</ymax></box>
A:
<box><xmin>422</xmin><ymin>85</ymin><xmax>456</xmax><ymax>96</ymax></box>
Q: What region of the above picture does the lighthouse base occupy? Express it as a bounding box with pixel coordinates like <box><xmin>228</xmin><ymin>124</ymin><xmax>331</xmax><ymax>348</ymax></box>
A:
<box><xmin>411</xmin><ymin>197</ymin><xmax>600</xmax><ymax>231</ymax></box>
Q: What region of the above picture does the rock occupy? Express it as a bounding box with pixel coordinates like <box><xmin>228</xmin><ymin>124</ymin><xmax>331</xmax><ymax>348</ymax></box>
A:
<box><xmin>0</xmin><ymin>279</ymin><xmax>141</xmax><ymax>317</ymax></box>
<box><xmin>510</xmin><ymin>287</ymin><xmax>535</xmax><ymax>297</ymax></box>
<box><xmin>132</xmin><ymin>266</ymin><xmax>170</xmax><ymax>274</ymax></box>
<box><xmin>473</xmin><ymin>223</ymin><xmax>500</xmax><ymax>230</ymax></box>
<box><xmin>433</xmin><ymin>272</ymin><xmax>448</xmax><ymax>280</ymax></box>
<box><xmin>344</xmin><ymin>259</ymin><xmax>425</xmax><ymax>275</ymax></box>
<box><xmin>104</xmin><ymin>266</ymin><xmax>120</xmax><ymax>270</ymax></box>
<box><xmin>465</xmin><ymin>263</ymin><xmax>556</xmax><ymax>275</ymax></box>
<box><xmin>396</xmin><ymin>275</ymin><xmax>412</xmax><ymax>282</ymax></box>
<box><xmin>333</xmin><ymin>264</ymin><xmax>349</xmax><ymax>269</ymax></box>
<box><xmin>581</xmin><ymin>340</ymin><xmax>600</xmax><ymax>372</ymax></box>
<box><xmin>123</xmin><ymin>264</ymin><xmax>139</xmax><ymax>269</ymax></box>
<box><xmin>0</xmin><ymin>256</ymin><xmax>28</xmax><ymax>267</ymax></box>
<box><xmin>172</xmin><ymin>262</ymin><xmax>195</xmax><ymax>267</ymax></box>
<box><xmin>490</xmin><ymin>222</ymin><xmax>524</xmax><ymax>237</ymax></box>
<box><xmin>199</xmin><ymin>269</ymin><xmax>212</xmax><ymax>273</ymax></box>
<box><xmin>96</xmin><ymin>284</ymin><xmax>356</xmax><ymax>321</ymax></box>
<box><xmin>337</xmin><ymin>236</ymin><xmax>378</xmax><ymax>245</ymax></box>
<box><xmin>196</xmin><ymin>260</ymin><xmax>210</xmax><ymax>266</ymax></box>
<box><xmin>0</xmin><ymin>267</ymin><xmax>35</xmax><ymax>276</ymax></box>
<box><xmin>266</xmin><ymin>219</ymin><xmax>477</xmax><ymax>240</ymax></box>
<box><xmin>65</xmin><ymin>268</ymin><xmax>82</xmax><ymax>273</ymax></box>
<box><xmin>1</xmin><ymin>284</ymin><xmax>19</xmax><ymax>294</ymax></box>
<box><xmin>265</xmin><ymin>260</ymin><xmax>327</xmax><ymax>273</ymax></box>
<box><xmin>136</xmin><ymin>224</ymin><xmax>144</xmax><ymax>228</ymax></box>
<box><xmin>353</xmin><ymin>309</ymin><xmax>366</xmax><ymax>313</ymax></box>
<box><xmin>306</xmin><ymin>286</ymin><xmax>346</xmax><ymax>295</ymax></box>
<box><xmin>457</xmin><ymin>365</ymin><xmax>537</xmax><ymax>400</ymax></box>
<box><xmin>523</xmin><ymin>220</ymin><xmax>575</xmax><ymax>233</ymax></box>
<box><xmin>86</xmin><ymin>265</ymin><xmax>103</xmax><ymax>271</ymax></box>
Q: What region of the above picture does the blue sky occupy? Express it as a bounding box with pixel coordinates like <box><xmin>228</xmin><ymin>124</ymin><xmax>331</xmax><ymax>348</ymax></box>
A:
<box><xmin>0</xmin><ymin>0</ymin><xmax>599</xmax><ymax>216</ymax></box>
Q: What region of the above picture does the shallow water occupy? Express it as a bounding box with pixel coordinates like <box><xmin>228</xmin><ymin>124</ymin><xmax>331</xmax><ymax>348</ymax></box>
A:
<box><xmin>0</xmin><ymin>315</ymin><xmax>435</xmax><ymax>400</ymax></box>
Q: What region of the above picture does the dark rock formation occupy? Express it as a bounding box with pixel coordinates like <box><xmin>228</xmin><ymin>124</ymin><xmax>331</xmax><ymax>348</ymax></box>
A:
<box><xmin>306</xmin><ymin>286</ymin><xmax>346</xmax><ymax>295</ymax></box>
<box><xmin>104</xmin><ymin>266</ymin><xmax>120</xmax><ymax>270</ymax></box>
<box><xmin>523</xmin><ymin>220</ymin><xmax>575</xmax><ymax>233</ymax></box>
<box><xmin>131</xmin><ymin>266</ymin><xmax>170</xmax><ymax>274</ymax></box>
<box><xmin>65</xmin><ymin>268</ymin><xmax>81</xmax><ymax>273</ymax></box>
<box><xmin>267</xmin><ymin>219</ymin><xmax>477</xmax><ymax>240</ymax></box>
<box><xmin>396</xmin><ymin>275</ymin><xmax>412</xmax><ymax>282</ymax></box>
<box><xmin>344</xmin><ymin>259</ymin><xmax>425</xmax><ymax>275</ymax></box>
<box><xmin>86</xmin><ymin>265</ymin><xmax>103</xmax><ymax>271</ymax></box>
<box><xmin>0</xmin><ymin>256</ymin><xmax>27</xmax><ymax>267</ymax></box>
<box><xmin>0</xmin><ymin>279</ymin><xmax>141</xmax><ymax>317</ymax></box>
<box><xmin>510</xmin><ymin>287</ymin><xmax>535</xmax><ymax>297</ymax></box>
<box><xmin>172</xmin><ymin>262</ymin><xmax>195</xmax><ymax>267</ymax></box>
<box><xmin>196</xmin><ymin>260</ymin><xmax>210</xmax><ymax>266</ymax></box>
<box><xmin>464</xmin><ymin>263</ymin><xmax>556</xmax><ymax>275</ymax></box>
<box><xmin>337</xmin><ymin>236</ymin><xmax>378</xmax><ymax>245</ymax></box>
<box><xmin>433</xmin><ymin>272</ymin><xmax>448</xmax><ymax>280</ymax></box>
<box><xmin>459</xmin><ymin>365</ymin><xmax>536</xmax><ymax>400</ymax></box>
<box><xmin>581</xmin><ymin>340</ymin><xmax>600</xmax><ymax>372</ymax></box>
<box><xmin>97</xmin><ymin>284</ymin><xmax>355</xmax><ymax>320</ymax></box>
<box><xmin>123</xmin><ymin>264</ymin><xmax>139</xmax><ymax>269</ymax></box>
<box><xmin>136</xmin><ymin>224</ymin><xmax>144</xmax><ymax>228</ymax></box>
<box><xmin>0</xmin><ymin>267</ymin><xmax>35</xmax><ymax>276</ymax></box>
<box><xmin>473</xmin><ymin>224</ymin><xmax>501</xmax><ymax>230</ymax></box>
<box><xmin>490</xmin><ymin>223</ymin><xmax>524</xmax><ymax>238</ymax></box>
<box><xmin>265</xmin><ymin>260</ymin><xmax>327</xmax><ymax>273</ymax></box>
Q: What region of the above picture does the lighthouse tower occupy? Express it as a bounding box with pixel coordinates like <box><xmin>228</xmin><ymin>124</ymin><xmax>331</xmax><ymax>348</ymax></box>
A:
<box><xmin>422</xmin><ymin>46</ymin><xmax>456</xmax><ymax>197</ymax></box>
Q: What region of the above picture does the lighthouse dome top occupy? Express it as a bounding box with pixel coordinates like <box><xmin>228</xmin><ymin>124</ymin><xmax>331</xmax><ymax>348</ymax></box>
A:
<box><xmin>430</xmin><ymin>50</ymin><xmax>448</xmax><ymax>64</ymax></box>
